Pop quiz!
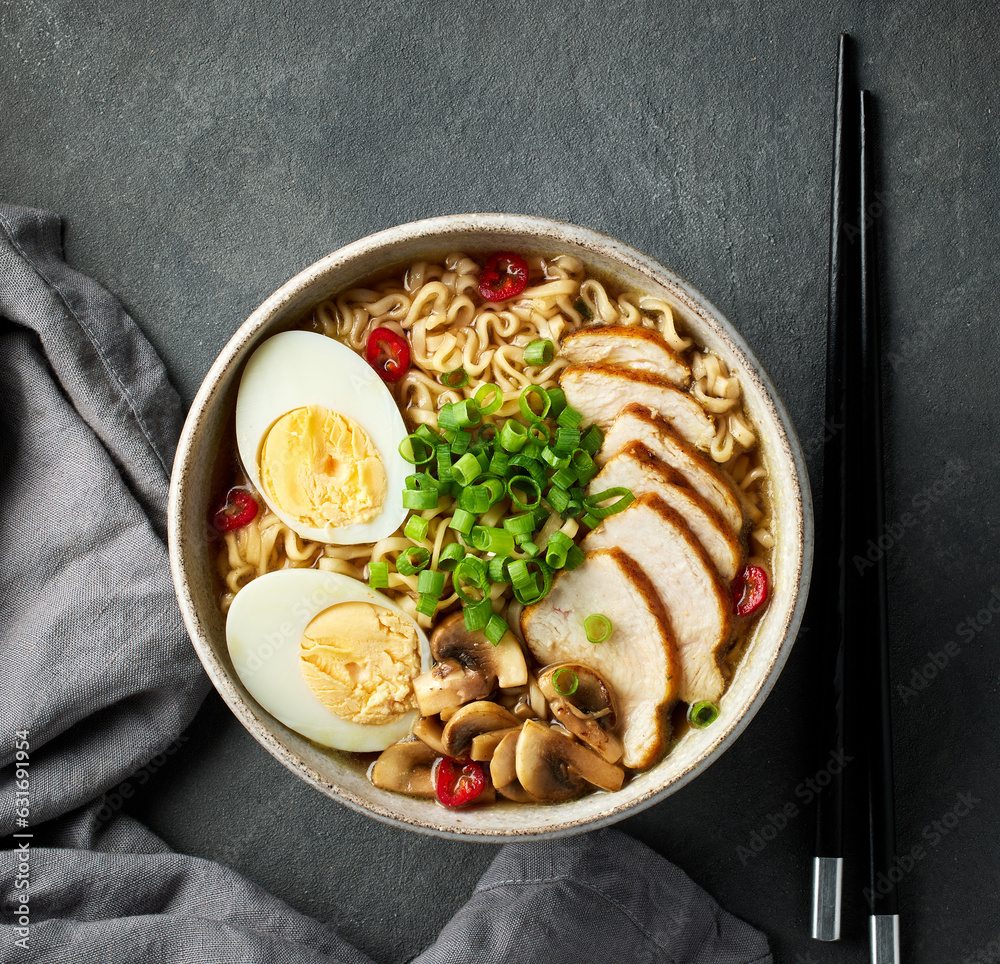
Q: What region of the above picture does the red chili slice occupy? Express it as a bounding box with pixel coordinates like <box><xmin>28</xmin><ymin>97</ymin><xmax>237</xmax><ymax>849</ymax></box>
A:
<box><xmin>479</xmin><ymin>252</ymin><xmax>529</xmax><ymax>302</ymax></box>
<box><xmin>731</xmin><ymin>564</ymin><xmax>769</xmax><ymax>617</ymax></box>
<box><xmin>366</xmin><ymin>327</ymin><xmax>411</xmax><ymax>382</ymax></box>
<box><xmin>434</xmin><ymin>757</ymin><xmax>486</xmax><ymax>807</ymax></box>
<box><xmin>213</xmin><ymin>488</ymin><xmax>259</xmax><ymax>532</ymax></box>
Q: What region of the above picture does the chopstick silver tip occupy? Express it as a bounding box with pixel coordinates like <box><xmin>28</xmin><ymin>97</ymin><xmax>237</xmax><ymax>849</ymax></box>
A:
<box><xmin>870</xmin><ymin>914</ymin><xmax>900</xmax><ymax>964</ymax></box>
<box><xmin>811</xmin><ymin>856</ymin><xmax>843</xmax><ymax>941</ymax></box>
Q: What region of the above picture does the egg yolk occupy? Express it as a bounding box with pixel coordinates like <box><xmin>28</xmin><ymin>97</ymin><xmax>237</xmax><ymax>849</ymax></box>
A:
<box><xmin>300</xmin><ymin>602</ymin><xmax>419</xmax><ymax>725</ymax></box>
<box><xmin>259</xmin><ymin>405</ymin><xmax>386</xmax><ymax>529</ymax></box>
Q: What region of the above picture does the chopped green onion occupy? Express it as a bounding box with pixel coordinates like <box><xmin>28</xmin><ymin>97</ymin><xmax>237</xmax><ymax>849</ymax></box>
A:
<box><xmin>552</xmin><ymin>667</ymin><xmax>579</xmax><ymax>696</ymax></box>
<box><xmin>417</xmin><ymin>569</ymin><xmax>446</xmax><ymax>597</ymax></box>
<box><xmin>442</xmin><ymin>367</ymin><xmax>469</xmax><ymax>389</ymax></box>
<box><xmin>399</xmin><ymin>434</ymin><xmax>435</xmax><ymax>465</ymax></box>
<box><xmin>571</xmin><ymin>449</ymin><xmax>597</xmax><ymax>483</ymax></box>
<box><xmin>488</xmin><ymin>450</ymin><xmax>510</xmax><ymax>475</ymax></box>
<box><xmin>463</xmin><ymin>598</ymin><xmax>493</xmax><ymax>632</ymax></box>
<box><xmin>503</xmin><ymin>514</ymin><xmax>536</xmax><ymax>539</ymax></box>
<box><xmin>528</xmin><ymin>422</ymin><xmax>550</xmax><ymax>445</ymax></box>
<box><xmin>524</xmin><ymin>339</ymin><xmax>554</xmax><ymax>367</ymax></box>
<box><xmin>508</xmin><ymin>475</ymin><xmax>542</xmax><ymax>511</ymax></box>
<box><xmin>508</xmin><ymin>453</ymin><xmax>548</xmax><ymax>489</ymax></box>
<box><xmin>552</xmin><ymin>425</ymin><xmax>581</xmax><ymax>456</ymax></box>
<box><xmin>488</xmin><ymin>555</ymin><xmax>513</xmax><ymax>583</ymax></box>
<box><xmin>396</xmin><ymin>546</ymin><xmax>431</xmax><ymax>575</ymax></box>
<box><xmin>546</xmin><ymin>386</ymin><xmax>567</xmax><ymax>417</ymax></box>
<box><xmin>484</xmin><ymin>613</ymin><xmax>508</xmax><ymax>646</ymax></box>
<box><xmin>454</xmin><ymin>556</ymin><xmax>489</xmax><ymax>604</ymax></box>
<box><xmin>415</xmin><ymin>592</ymin><xmax>439</xmax><ymax>617</ymax></box>
<box><xmin>573</xmin><ymin>297</ymin><xmax>593</xmax><ymax>321</ymax></box>
<box><xmin>550</xmin><ymin>466</ymin><xmax>577</xmax><ymax>491</ymax></box>
<box><xmin>402</xmin><ymin>489</ymin><xmax>438</xmax><ymax>510</ymax></box>
<box><xmin>474</xmin><ymin>382</ymin><xmax>503</xmax><ymax>416</ymax></box>
<box><xmin>519</xmin><ymin>385</ymin><xmax>550</xmax><ymax>422</ymax></box>
<box><xmin>458</xmin><ymin>483</ymin><xmax>491</xmax><ymax>514</ymax></box>
<box><xmin>544</xmin><ymin>530</ymin><xmax>575</xmax><ymax>568</ymax></box>
<box><xmin>540</xmin><ymin>446</ymin><xmax>571</xmax><ymax>470</ymax></box>
<box><xmin>479</xmin><ymin>474</ymin><xmax>507</xmax><ymax>506</ymax></box>
<box><xmin>556</xmin><ymin>406</ymin><xmax>583</xmax><ymax>429</ymax></box>
<box><xmin>470</xmin><ymin>526</ymin><xmax>516</xmax><ymax>556</ymax></box>
<box><xmin>518</xmin><ymin>540</ymin><xmax>541</xmax><ymax>557</ymax></box>
<box><xmin>546</xmin><ymin>485</ymin><xmax>571</xmax><ymax>514</ymax></box>
<box><xmin>564</xmin><ymin>545</ymin><xmax>585</xmax><ymax>570</ymax></box>
<box><xmin>368</xmin><ymin>561</ymin><xmax>389</xmax><ymax>589</ymax></box>
<box><xmin>580</xmin><ymin>423</ymin><xmax>604</xmax><ymax>455</ymax></box>
<box><xmin>509</xmin><ymin>559</ymin><xmax>553</xmax><ymax>605</ymax></box>
<box><xmin>584</xmin><ymin>613</ymin><xmax>613</xmax><ymax>643</ymax></box>
<box><xmin>581</xmin><ymin>511</ymin><xmax>601</xmax><ymax>528</ymax></box>
<box><xmin>688</xmin><ymin>700</ymin><xmax>720</xmax><ymax>728</ymax></box>
<box><xmin>452</xmin><ymin>452</ymin><xmax>483</xmax><ymax>486</ymax></box>
<box><xmin>414</xmin><ymin>424</ymin><xmax>442</xmax><ymax>444</ymax></box>
<box><xmin>438</xmin><ymin>403</ymin><xmax>460</xmax><ymax>433</ymax></box>
<box><xmin>584</xmin><ymin>487</ymin><xmax>635</xmax><ymax>519</ymax></box>
<box><xmin>436</xmin><ymin>444</ymin><xmax>454</xmax><ymax>483</ymax></box>
<box><xmin>499</xmin><ymin>419</ymin><xmax>528</xmax><ymax>452</ymax></box>
<box><xmin>438</xmin><ymin>542</ymin><xmax>465</xmax><ymax>570</ymax></box>
<box><xmin>448</xmin><ymin>508</ymin><xmax>476</xmax><ymax>535</ymax></box>
<box><xmin>449</xmin><ymin>429</ymin><xmax>472</xmax><ymax>456</ymax></box>
<box><xmin>404</xmin><ymin>515</ymin><xmax>429</xmax><ymax>542</ymax></box>
<box><xmin>451</xmin><ymin>399</ymin><xmax>481</xmax><ymax>428</ymax></box>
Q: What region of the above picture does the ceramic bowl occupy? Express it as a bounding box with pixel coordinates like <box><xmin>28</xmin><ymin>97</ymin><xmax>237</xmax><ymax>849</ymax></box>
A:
<box><xmin>168</xmin><ymin>213</ymin><xmax>813</xmax><ymax>839</ymax></box>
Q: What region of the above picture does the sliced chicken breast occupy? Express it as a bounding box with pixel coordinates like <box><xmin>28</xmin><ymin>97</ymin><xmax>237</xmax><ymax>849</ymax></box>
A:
<box><xmin>559</xmin><ymin>325</ymin><xmax>691</xmax><ymax>387</ymax></box>
<box><xmin>598</xmin><ymin>403</ymin><xmax>744</xmax><ymax>535</ymax></box>
<box><xmin>589</xmin><ymin>442</ymin><xmax>743</xmax><ymax>582</ymax></box>
<box><xmin>521</xmin><ymin>547</ymin><xmax>679</xmax><ymax>769</ymax></box>
<box><xmin>559</xmin><ymin>364</ymin><xmax>715</xmax><ymax>451</ymax></box>
<box><xmin>584</xmin><ymin>494</ymin><xmax>732</xmax><ymax>704</ymax></box>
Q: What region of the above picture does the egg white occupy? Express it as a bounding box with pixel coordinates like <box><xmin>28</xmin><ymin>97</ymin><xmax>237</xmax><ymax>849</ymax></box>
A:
<box><xmin>227</xmin><ymin>568</ymin><xmax>431</xmax><ymax>752</ymax></box>
<box><xmin>235</xmin><ymin>330</ymin><xmax>408</xmax><ymax>544</ymax></box>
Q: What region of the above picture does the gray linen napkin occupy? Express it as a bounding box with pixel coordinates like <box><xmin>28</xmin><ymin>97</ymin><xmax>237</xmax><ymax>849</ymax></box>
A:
<box><xmin>0</xmin><ymin>204</ymin><xmax>772</xmax><ymax>964</ymax></box>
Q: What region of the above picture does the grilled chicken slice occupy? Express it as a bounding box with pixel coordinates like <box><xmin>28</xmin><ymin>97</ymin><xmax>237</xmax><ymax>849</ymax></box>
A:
<box><xmin>598</xmin><ymin>404</ymin><xmax>744</xmax><ymax>535</ymax></box>
<box><xmin>584</xmin><ymin>494</ymin><xmax>732</xmax><ymax>704</ymax></box>
<box><xmin>589</xmin><ymin>442</ymin><xmax>743</xmax><ymax>582</ymax></box>
<box><xmin>521</xmin><ymin>548</ymin><xmax>679</xmax><ymax>769</ymax></box>
<box><xmin>559</xmin><ymin>325</ymin><xmax>691</xmax><ymax>387</ymax></box>
<box><xmin>559</xmin><ymin>364</ymin><xmax>715</xmax><ymax>451</ymax></box>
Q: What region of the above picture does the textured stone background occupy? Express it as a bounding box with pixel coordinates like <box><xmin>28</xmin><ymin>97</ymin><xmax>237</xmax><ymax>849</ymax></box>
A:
<box><xmin>3</xmin><ymin>1</ymin><xmax>998</xmax><ymax>961</ymax></box>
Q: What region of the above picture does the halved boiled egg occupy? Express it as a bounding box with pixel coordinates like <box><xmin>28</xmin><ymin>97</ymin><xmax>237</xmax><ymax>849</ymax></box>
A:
<box><xmin>227</xmin><ymin>568</ymin><xmax>431</xmax><ymax>751</ymax></box>
<box><xmin>236</xmin><ymin>330</ymin><xmax>408</xmax><ymax>544</ymax></box>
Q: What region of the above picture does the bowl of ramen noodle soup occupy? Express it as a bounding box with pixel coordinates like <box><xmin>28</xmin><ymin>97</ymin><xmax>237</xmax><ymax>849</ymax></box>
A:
<box><xmin>168</xmin><ymin>214</ymin><xmax>813</xmax><ymax>838</ymax></box>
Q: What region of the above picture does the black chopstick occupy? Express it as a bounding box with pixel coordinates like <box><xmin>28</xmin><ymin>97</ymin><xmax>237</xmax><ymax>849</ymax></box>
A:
<box><xmin>811</xmin><ymin>32</ymin><xmax>857</xmax><ymax>943</ymax></box>
<box><xmin>858</xmin><ymin>88</ymin><xmax>900</xmax><ymax>964</ymax></box>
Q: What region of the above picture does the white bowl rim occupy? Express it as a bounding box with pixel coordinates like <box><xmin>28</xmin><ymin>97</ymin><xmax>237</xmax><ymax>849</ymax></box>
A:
<box><xmin>168</xmin><ymin>212</ymin><xmax>814</xmax><ymax>840</ymax></box>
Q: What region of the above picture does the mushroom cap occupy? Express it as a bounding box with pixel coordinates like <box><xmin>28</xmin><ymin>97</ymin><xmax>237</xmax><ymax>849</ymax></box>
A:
<box><xmin>515</xmin><ymin>720</ymin><xmax>586</xmax><ymax>802</ymax></box>
<box><xmin>431</xmin><ymin>612</ymin><xmax>527</xmax><ymax>689</ymax></box>
<box><xmin>412</xmin><ymin>657</ymin><xmax>491</xmax><ymax>716</ymax></box>
<box><xmin>441</xmin><ymin>700</ymin><xmax>520</xmax><ymax>759</ymax></box>
<box><xmin>516</xmin><ymin>720</ymin><xmax>625</xmax><ymax>800</ymax></box>
<box><xmin>370</xmin><ymin>740</ymin><xmax>438</xmax><ymax>798</ymax></box>
<box><xmin>538</xmin><ymin>663</ymin><xmax>623</xmax><ymax>764</ymax></box>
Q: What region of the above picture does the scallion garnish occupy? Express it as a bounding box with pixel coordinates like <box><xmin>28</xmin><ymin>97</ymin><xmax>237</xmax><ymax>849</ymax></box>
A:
<box><xmin>470</xmin><ymin>525</ymin><xmax>516</xmax><ymax>556</ymax></box>
<box><xmin>442</xmin><ymin>367</ymin><xmax>469</xmax><ymax>389</ymax></box>
<box><xmin>463</xmin><ymin>598</ymin><xmax>494</xmax><ymax>632</ymax></box>
<box><xmin>688</xmin><ymin>701</ymin><xmax>720</xmax><ymax>728</ymax></box>
<box><xmin>438</xmin><ymin>542</ymin><xmax>466</xmax><ymax>570</ymax></box>
<box><xmin>583</xmin><ymin>487</ymin><xmax>635</xmax><ymax>519</ymax></box>
<box><xmin>399</xmin><ymin>434</ymin><xmax>435</xmax><ymax>465</ymax></box>
<box><xmin>396</xmin><ymin>546</ymin><xmax>431</xmax><ymax>575</ymax></box>
<box><xmin>415</xmin><ymin>592</ymin><xmax>439</xmax><ymax>617</ymax></box>
<box><xmin>523</xmin><ymin>339</ymin><xmax>554</xmax><ymax>367</ymax></box>
<box><xmin>552</xmin><ymin>667</ymin><xmax>579</xmax><ymax>696</ymax></box>
<box><xmin>417</xmin><ymin>568</ymin><xmax>446</xmax><ymax>598</ymax></box>
<box><xmin>518</xmin><ymin>384</ymin><xmax>550</xmax><ymax>422</ymax></box>
<box><xmin>484</xmin><ymin>613</ymin><xmax>508</xmax><ymax>646</ymax></box>
<box><xmin>584</xmin><ymin>613</ymin><xmax>612</xmax><ymax>643</ymax></box>
<box><xmin>403</xmin><ymin>515</ymin><xmax>429</xmax><ymax>542</ymax></box>
<box><xmin>474</xmin><ymin>382</ymin><xmax>503</xmax><ymax>416</ymax></box>
<box><xmin>368</xmin><ymin>561</ymin><xmax>389</xmax><ymax>589</ymax></box>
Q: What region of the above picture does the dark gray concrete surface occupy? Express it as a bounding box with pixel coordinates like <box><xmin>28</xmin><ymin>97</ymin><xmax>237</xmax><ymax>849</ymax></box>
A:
<box><xmin>3</xmin><ymin>1</ymin><xmax>998</xmax><ymax>961</ymax></box>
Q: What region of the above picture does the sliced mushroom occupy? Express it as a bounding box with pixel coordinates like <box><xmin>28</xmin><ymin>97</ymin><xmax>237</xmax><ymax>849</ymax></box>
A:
<box><xmin>538</xmin><ymin>664</ymin><xmax>624</xmax><ymax>765</ymax></box>
<box><xmin>441</xmin><ymin>701</ymin><xmax>520</xmax><ymax>759</ymax></box>
<box><xmin>412</xmin><ymin>716</ymin><xmax>448</xmax><ymax>755</ymax></box>
<box><xmin>527</xmin><ymin>674</ymin><xmax>548</xmax><ymax>721</ymax></box>
<box><xmin>412</xmin><ymin>613</ymin><xmax>528</xmax><ymax>716</ymax></box>
<box><xmin>515</xmin><ymin>720</ymin><xmax>625</xmax><ymax>801</ymax></box>
<box><xmin>470</xmin><ymin>726</ymin><xmax>522</xmax><ymax>762</ymax></box>
<box><xmin>412</xmin><ymin>657</ymin><xmax>488</xmax><ymax>716</ymax></box>
<box><xmin>369</xmin><ymin>740</ymin><xmax>438</xmax><ymax>798</ymax></box>
<box><xmin>490</xmin><ymin>730</ymin><xmax>537</xmax><ymax>803</ymax></box>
